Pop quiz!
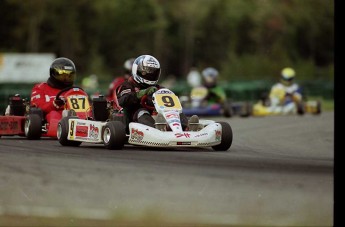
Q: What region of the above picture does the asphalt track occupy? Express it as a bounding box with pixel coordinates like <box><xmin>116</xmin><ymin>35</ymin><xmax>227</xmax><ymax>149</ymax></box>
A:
<box><xmin>0</xmin><ymin>112</ymin><xmax>334</xmax><ymax>226</ymax></box>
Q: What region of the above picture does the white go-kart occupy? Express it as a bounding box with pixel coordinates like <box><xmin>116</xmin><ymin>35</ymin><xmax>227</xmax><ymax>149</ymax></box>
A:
<box><xmin>57</xmin><ymin>88</ymin><xmax>233</xmax><ymax>151</ymax></box>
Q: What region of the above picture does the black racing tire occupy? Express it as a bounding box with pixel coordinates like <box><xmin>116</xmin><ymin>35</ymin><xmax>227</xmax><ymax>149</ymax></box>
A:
<box><xmin>212</xmin><ymin>122</ymin><xmax>233</xmax><ymax>151</ymax></box>
<box><xmin>314</xmin><ymin>100</ymin><xmax>322</xmax><ymax>115</ymax></box>
<box><xmin>222</xmin><ymin>102</ymin><xmax>233</xmax><ymax>118</ymax></box>
<box><xmin>297</xmin><ymin>102</ymin><xmax>305</xmax><ymax>115</ymax></box>
<box><xmin>102</xmin><ymin>121</ymin><xmax>127</xmax><ymax>150</ymax></box>
<box><xmin>25</xmin><ymin>114</ymin><xmax>42</xmax><ymax>140</ymax></box>
<box><xmin>57</xmin><ymin>117</ymin><xmax>82</xmax><ymax>147</ymax></box>
<box><xmin>240</xmin><ymin>102</ymin><xmax>252</xmax><ymax>118</ymax></box>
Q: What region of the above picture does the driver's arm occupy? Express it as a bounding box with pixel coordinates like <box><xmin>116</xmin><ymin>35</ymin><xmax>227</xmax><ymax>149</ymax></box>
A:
<box><xmin>116</xmin><ymin>83</ymin><xmax>140</xmax><ymax>109</ymax></box>
<box><xmin>30</xmin><ymin>83</ymin><xmax>58</xmax><ymax>113</ymax></box>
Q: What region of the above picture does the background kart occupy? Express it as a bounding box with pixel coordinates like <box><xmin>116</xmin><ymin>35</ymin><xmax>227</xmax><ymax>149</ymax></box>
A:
<box><xmin>0</xmin><ymin>86</ymin><xmax>92</xmax><ymax>139</ymax></box>
<box><xmin>180</xmin><ymin>86</ymin><xmax>251</xmax><ymax>118</ymax></box>
<box><xmin>57</xmin><ymin>88</ymin><xmax>233</xmax><ymax>151</ymax></box>
<box><xmin>252</xmin><ymin>91</ymin><xmax>322</xmax><ymax>116</ymax></box>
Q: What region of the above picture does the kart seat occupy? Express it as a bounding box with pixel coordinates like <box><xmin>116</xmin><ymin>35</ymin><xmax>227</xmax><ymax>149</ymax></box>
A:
<box><xmin>9</xmin><ymin>95</ymin><xmax>26</xmax><ymax>116</ymax></box>
<box><xmin>92</xmin><ymin>96</ymin><xmax>109</xmax><ymax>121</ymax></box>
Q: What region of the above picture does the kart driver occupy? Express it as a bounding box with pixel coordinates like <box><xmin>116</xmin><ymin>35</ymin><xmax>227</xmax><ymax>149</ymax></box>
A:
<box><xmin>268</xmin><ymin>67</ymin><xmax>303</xmax><ymax>113</ymax></box>
<box><xmin>30</xmin><ymin>57</ymin><xmax>77</xmax><ymax>119</ymax></box>
<box><xmin>201</xmin><ymin>67</ymin><xmax>227</xmax><ymax>104</ymax></box>
<box><xmin>116</xmin><ymin>54</ymin><xmax>196</xmax><ymax>130</ymax></box>
<box><xmin>106</xmin><ymin>58</ymin><xmax>135</xmax><ymax>109</ymax></box>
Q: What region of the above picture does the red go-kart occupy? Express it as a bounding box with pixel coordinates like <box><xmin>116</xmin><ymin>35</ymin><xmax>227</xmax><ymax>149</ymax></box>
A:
<box><xmin>0</xmin><ymin>86</ymin><xmax>92</xmax><ymax>139</ymax></box>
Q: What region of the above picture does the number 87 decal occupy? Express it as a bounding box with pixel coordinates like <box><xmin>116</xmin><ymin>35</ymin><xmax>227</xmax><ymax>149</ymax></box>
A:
<box><xmin>155</xmin><ymin>94</ymin><xmax>182</xmax><ymax>109</ymax></box>
<box><xmin>67</xmin><ymin>96</ymin><xmax>90</xmax><ymax>111</ymax></box>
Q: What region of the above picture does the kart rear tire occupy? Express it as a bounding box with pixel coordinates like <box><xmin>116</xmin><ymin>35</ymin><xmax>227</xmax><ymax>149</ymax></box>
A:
<box><xmin>240</xmin><ymin>102</ymin><xmax>252</xmax><ymax>117</ymax></box>
<box><xmin>223</xmin><ymin>102</ymin><xmax>233</xmax><ymax>118</ymax></box>
<box><xmin>297</xmin><ymin>102</ymin><xmax>305</xmax><ymax>115</ymax></box>
<box><xmin>25</xmin><ymin>114</ymin><xmax>42</xmax><ymax>140</ymax></box>
<box><xmin>314</xmin><ymin>100</ymin><xmax>322</xmax><ymax>115</ymax></box>
<box><xmin>212</xmin><ymin>122</ymin><xmax>233</xmax><ymax>151</ymax></box>
<box><xmin>103</xmin><ymin>121</ymin><xmax>126</xmax><ymax>150</ymax></box>
<box><xmin>57</xmin><ymin>117</ymin><xmax>82</xmax><ymax>147</ymax></box>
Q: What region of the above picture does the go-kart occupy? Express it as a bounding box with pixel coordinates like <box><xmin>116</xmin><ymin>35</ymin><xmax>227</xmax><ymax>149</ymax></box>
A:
<box><xmin>180</xmin><ymin>86</ymin><xmax>251</xmax><ymax>118</ymax></box>
<box><xmin>252</xmin><ymin>91</ymin><xmax>322</xmax><ymax>116</ymax></box>
<box><xmin>0</xmin><ymin>86</ymin><xmax>93</xmax><ymax>139</ymax></box>
<box><xmin>57</xmin><ymin>88</ymin><xmax>233</xmax><ymax>151</ymax></box>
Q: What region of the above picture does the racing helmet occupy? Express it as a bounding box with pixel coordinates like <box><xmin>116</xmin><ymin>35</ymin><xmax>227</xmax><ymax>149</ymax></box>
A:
<box><xmin>48</xmin><ymin>57</ymin><xmax>76</xmax><ymax>89</ymax></box>
<box><xmin>201</xmin><ymin>67</ymin><xmax>219</xmax><ymax>88</ymax></box>
<box><xmin>280</xmin><ymin>67</ymin><xmax>295</xmax><ymax>86</ymax></box>
<box><xmin>124</xmin><ymin>58</ymin><xmax>135</xmax><ymax>75</ymax></box>
<box><xmin>132</xmin><ymin>55</ymin><xmax>161</xmax><ymax>87</ymax></box>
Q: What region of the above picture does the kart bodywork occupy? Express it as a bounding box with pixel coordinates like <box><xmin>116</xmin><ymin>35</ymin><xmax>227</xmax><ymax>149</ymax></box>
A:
<box><xmin>57</xmin><ymin>88</ymin><xmax>233</xmax><ymax>151</ymax></box>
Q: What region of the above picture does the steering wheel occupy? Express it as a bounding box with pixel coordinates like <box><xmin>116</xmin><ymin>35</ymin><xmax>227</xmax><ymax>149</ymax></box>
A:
<box><xmin>140</xmin><ymin>95</ymin><xmax>155</xmax><ymax>111</ymax></box>
<box><xmin>55</xmin><ymin>86</ymin><xmax>85</xmax><ymax>101</ymax></box>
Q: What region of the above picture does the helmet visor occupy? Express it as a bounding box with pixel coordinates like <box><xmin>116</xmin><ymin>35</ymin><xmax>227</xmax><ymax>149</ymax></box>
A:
<box><xmin>54</xmin><ymin>69</ymin><xmax>76</xmax><ymax>84</ymax></box>
<box><xmin>282</xmin><ymin>76</ymin><xmax>294</xmax><ymax>82</ymax></box>
<box><xmin>138</xmin><ymin>67</ymin><xmax>161</xmax><ymax>83</ymax></box>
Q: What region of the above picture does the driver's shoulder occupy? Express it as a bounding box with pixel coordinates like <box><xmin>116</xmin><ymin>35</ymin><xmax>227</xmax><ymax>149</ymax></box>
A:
<box><xmin>32</xmin><ymin>82</ymin><xmax>49</xmax><ymax>90</ymax></box>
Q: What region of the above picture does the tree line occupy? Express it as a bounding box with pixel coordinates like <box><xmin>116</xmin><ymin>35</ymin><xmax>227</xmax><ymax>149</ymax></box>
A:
<box><xmin>0</xmin><ymin>0</ymin><xmax>334</xmax><ymax>83</ymax></box>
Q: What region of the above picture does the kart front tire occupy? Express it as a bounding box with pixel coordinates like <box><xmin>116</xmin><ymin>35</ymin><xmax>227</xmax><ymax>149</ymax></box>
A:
<box><xmin>25</xmin><ymin>114</ymin><xmax>42</xmax><ymax>140</ymax></box>
<box><xmin>57</xmin><ymin>117</ymin><xmax>82</xmax><ymax>147</ymax></box>
<box><xmin>103</xmin><ymin>121</ymin><xmax>126</xmax><ymax>150</ymax></box>
<box><xmin>212</xmin><ymin>122</ymin><xmax>233</xmax><ymax>151</ymax></box>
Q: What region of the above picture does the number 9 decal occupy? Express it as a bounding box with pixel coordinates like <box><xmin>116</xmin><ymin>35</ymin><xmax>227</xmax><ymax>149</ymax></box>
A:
<box><xmin>155</xmin><ymin>94</ymin><xmax>182</xmax><ymax>110</ymax></box>
<box><xmin>70</xmin><ymin>120</ymin><xmax>74</xmax><ymax>136</ymax></box>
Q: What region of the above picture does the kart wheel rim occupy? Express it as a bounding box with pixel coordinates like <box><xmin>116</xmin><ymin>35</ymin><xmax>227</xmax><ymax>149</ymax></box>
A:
<box><xmin>103</xmin><ymin>128</ymin><xmax>111</xmax><ymax>143</ymax></box>
<box><xmin>57</xmin><ymin>124</ymin><xmax>62</xmax><ymax>139</ymax></box>
<box><xmin>24</xmin><ymin>119</ymin><xmax>30</xmax><ymax>136</ymax></box>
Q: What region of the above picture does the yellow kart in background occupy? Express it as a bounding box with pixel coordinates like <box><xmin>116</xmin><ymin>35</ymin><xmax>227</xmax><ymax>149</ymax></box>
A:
<box><xmin>252</xmin><ymin>87</ymin><xmax>321</xmax><ymax>117</ymax></box>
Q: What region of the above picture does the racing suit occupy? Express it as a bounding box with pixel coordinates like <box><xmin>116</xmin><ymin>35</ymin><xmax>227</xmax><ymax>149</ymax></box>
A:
<box><xmin>268</xmin><ymin>82</ymin><xmax>303</xmax><ymax>114</ymax></box>
<box><xmin>116</xmin><ymin>76</ymin><xmax>189</xmax><ymax>129</ymax></box>
<box><xmin>206</xmin><ymin>86</ymin><xmax>227</xmax><ymax>104</ymax></box>
<box><xmin>30</xmin><ymin>82</ymin><xmax>65</xmax><ymax>121</ymax></box>
<box><xmin>116</xmin><ymin>76</ymin><xmax>161</xmax><ymax>126</ymax></box>
<box><xmin>106</xmin><ymin>76</ymin><xmax>126</xmax><ymax>110</ymax></box>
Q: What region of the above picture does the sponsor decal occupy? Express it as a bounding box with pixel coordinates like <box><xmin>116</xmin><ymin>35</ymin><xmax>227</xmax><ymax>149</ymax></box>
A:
<box><xmin>177</xmin><ymin>142</ymin><xmax>191</xmax><ymax>145</ymax></box>
<box><xmin>156</xmin><ymin>89</ymin><xmax>173</xmax><ymax>94</ymax></box>
<box><xmin>90</xmin><ymin>124</ymin><xmax>99</xmax><ymax>139</ymax></box>
<box><xmin>131</xmin><ymin>128</ymin><xmax>144</xmax><ymax>141</ymax></box>
<box><xmin>76</xmin><ymin>125</ymin><xmax>88</xmax><ymax>137</ymax></box>
<box><xmin>167</xmin><ymin>119</ymin><xmax>180</xmax><ymax>124</ymax></box>
<box><xmin>120</xmin><ymin>89</ymin><xmax>131</xmax><ymax>97</ymax></box>
<box><xmin>194</xmin><ymin>132</ymin><xmax>208</xmax><ymax>138</ymax></box>
<box><xmin>165</xmin><ymin>113</ymin><xmax>179</xmax><ymax>119</ymax></box>
<box><xmin>77</xmin><ymin>121</ymin><xmax>86</xmax><ymax>126</ymax></box>
<box><xmin>175</xmin><ymin>132</ymin><xmax>191</xmax><ymax>138</ymax></box>
<box><xmin>215</xmin><ymin>130</ymin><xmax>222</xmax><ymax>141</ymax></box>
<box><xmin>0</xmin><ymin>120</ymin><xmax>19</xmax><ymax>131</ymax></box>
<box><xmin>172</xmin><ymin>122</ymin><xmax>180</xmax><ymax>127</ymax></box>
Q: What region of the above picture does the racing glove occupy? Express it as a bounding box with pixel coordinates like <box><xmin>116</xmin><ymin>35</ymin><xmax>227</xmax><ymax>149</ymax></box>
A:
<box><xmin>136</xmin><ymin>86</ymin><xmax>157</xmax><ymax>99</ymax></box>
<box><xmin>53</xmin><ymin>98</ymin><xmax>65</xmax><ymax>109</ymax></box>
